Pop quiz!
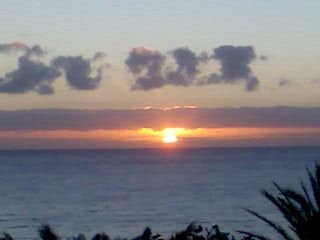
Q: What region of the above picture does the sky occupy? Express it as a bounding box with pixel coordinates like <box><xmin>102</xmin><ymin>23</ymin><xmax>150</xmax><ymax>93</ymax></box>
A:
<box><xmin>0</xmin><ymin>1</ymin><xmax>319</xmax><ymax>149</ymax></box>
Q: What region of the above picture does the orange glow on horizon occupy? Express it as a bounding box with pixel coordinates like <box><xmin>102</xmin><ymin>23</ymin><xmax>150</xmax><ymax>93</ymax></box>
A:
<box><xmin>1</xmin><ymin>127</ymin><xmax>320</xmax><ymax>147</ymax></box>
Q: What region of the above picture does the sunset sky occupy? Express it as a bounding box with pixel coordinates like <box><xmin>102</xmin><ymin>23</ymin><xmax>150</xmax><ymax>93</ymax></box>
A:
<box><xmin>0</xmin><ymin>1</ymin><xmax>320</xmax><ymax>149</ymax></box>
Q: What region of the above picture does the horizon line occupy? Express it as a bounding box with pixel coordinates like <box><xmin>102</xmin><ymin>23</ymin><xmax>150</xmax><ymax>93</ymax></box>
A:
<box><xmin>1</xmin><ymin>145</ymin><xmax>320</xmax><ymax>152</ymax></box>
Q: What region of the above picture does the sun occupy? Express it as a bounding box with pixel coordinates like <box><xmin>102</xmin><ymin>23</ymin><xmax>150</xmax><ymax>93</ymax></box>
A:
<box><xmin>162</xmin><ymin>128</ymin><xmax>179</xmax><ymax>144</ymax></box>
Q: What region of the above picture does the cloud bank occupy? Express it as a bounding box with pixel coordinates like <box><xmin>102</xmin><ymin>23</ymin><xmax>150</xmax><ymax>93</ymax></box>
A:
<box><xmin>0</xmin><ymin>106</ymin><xmax>319</xmax><ymax>131</ymax></box>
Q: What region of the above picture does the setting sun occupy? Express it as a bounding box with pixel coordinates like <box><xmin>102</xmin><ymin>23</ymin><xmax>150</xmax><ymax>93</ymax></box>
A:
<box><xmin>162</xmin><ymin>128</ymin><xmax>184</xmax><ymax>144</ymax></box>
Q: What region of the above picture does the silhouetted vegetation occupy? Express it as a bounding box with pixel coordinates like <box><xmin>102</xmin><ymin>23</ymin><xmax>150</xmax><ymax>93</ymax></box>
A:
<box><xmin>0</xmin><ymin>232</ymin><xmax>14</xmax><ymax>240</ymax></box>
<box><xmin>0</xmin><ymin>224</ymin><xmax>248</xmax><ymax>240</ymax></box>
<box><xmin>39</xmin><ymin>225</ymin><xmax>59</xmax><ymax>240</ymax></box>
<box><xmin>1</xmin><ymin>164</ymin><xmax>319</xmax><ymax>240</ymax></box>
<box><xmin>240</xmin><ymin>163</ymin><xmax>320</xmax><ymax>240</ymax></box>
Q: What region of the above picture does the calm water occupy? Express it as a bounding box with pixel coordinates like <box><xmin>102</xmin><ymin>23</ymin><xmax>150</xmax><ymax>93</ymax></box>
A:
<box><xmin>0</xmin><ymin>147</ymin><xmax>319</xmax><ymax>239</ymax></box>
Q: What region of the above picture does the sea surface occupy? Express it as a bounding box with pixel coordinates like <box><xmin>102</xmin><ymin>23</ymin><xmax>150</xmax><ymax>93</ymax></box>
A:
<box><xmin>0</xmin><ymin>147</ymin><xmax>319</xmax><ymax>239</ymax></box>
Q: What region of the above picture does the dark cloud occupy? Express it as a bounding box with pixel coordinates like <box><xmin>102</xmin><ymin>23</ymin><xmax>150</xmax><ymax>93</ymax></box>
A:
<box><xmin>310</xmin><ymin>79</ymin><xmax>320</xmax><ymax>85</ymax></box>
<box><xmin>198</xmin><ymin>51</ymin><xmax>210</xmax><ymax>63</ymax></box>
<box><xmin>125</xmin><ymin>47</ymin><xmax>166</xmax><ymax>90</ymax></box>
<box><xmin>0</xmin><ymin>56</ymin><xmax>61</xmax><ymax>94</ymax></box>
<box><xmin>0</xmin><ymin>42</ymin><xmax>45</xmax><ymax>57</ymax></box>
<box><xmin>0</xmin><ymin>42</ymin><xmax>28</xmax><ymax>54</ymax></box>
<box><xmin>166</xmin><ymin>47</ymin><xmax>201</xmax><ymax>86</ymax></box>
<box><xmin>2</xmin><ymin>42</ymin><xmax>263</xmax><ymax>93</ymax></box>
<box><xmin>126</xmin><ymin>45</ymin><xmax>261</xmax><ymax>92</ymax></box>
<box><xmin>171</xmin><ymin>48</ymin><xmax>198</xmax><ymax>77</ymax></box>
<box><xmin>25</xmin><ymin>44</ymin><xmax>46</xmax><ymax>57</ymax></box>
<box><xmin>92</xmin><ymin>51</ymin><xmax>107</xmax><ymax>61</ymax></box>
<box><xmin>278</xmin><ymin>78</ymin><xmax>291</xmax><ymax>87</ymax></box>
<box><xmin>0</xmin><ymin>42</ymin><xmax>57</xmax><ymax>94</ymax></box>
<box><xmin>213</xmin><ymin>46</ymin><xmax>256</xmax><ymax>74</ymax></box>
<box><xmin>36</xmin><ymin>84</ymin><xmax>55</xmax><ymax>95</ymax></box>
<box><xmin>0</xmin><ymin>42</ymin><xmax>108</xmax><ymax>93</ymax></box>
<box><xmin>0</xmin><ymin>51</ymin><xmax>107</xmax><ymax>94</ymax></box>
<box><xmin>260</xmin><ymin>55</ymin><xmax>268</xmax><ymax>61</ymax></box>
<box><xmin>0</xmin><ymin>107</ymin><xmax>319</xmax><ymax>131</ymax></box>
<box><xmin>125</xmin><ymin>47</ymin><xmax>207</xmax><ymax>89</ymax></box>
<box><xmin>200</xmin><ymin>45</ymin><xmax>258</xmax><ymax>91</ymax></box>
<box><xmin>52</xmin><ymin>55</ymin><xmax>104</xmax><ymax>90</ymax></box>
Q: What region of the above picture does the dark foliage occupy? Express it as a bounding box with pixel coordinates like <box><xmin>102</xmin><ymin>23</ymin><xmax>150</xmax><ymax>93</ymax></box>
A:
<box><xmin>92</xmin><ymin>233</ymin><xmax>110</xmax><ymax>240</ymax></box>
<box><xmin>0</xmin><ymin>233</ymin><xmax>14</xmax><ymax>240</ymax></box>
<box><xmin>70</xmin><ymin>234</ymin><xmax>87</xmax><ymax>240</ymax></box>
<box><xmin>39</xmin><ymin>225</ymin><xmax>59</xmax><ymax>240</ymax></box>
<box><xmin>241</xmin><ymin>163</ymin><xmax>320</xmax><ymax>240</ymax></box>
<box><xmin>169</xmin><ymin>223</ymin><xmax>205</xmax><ymax>240</ymax></box>
<box><xmin>0</xmin><ymin>223</ymin><xmax>247</xmax><ymax>240</ymax></box>
<box><xmin>132</xmin><ymin>227</ymin><xmax>162</xmax><ymax>240</ymax></box>
<box><xmin>169</xmin><ymin>223</ymin><xmax>243</xmax><ymax>240</ymax></box>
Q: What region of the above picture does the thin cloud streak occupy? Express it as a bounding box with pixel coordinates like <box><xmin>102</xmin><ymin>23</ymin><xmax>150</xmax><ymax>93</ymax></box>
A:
<box><xmin>0</xmin><ymin>107</ymin><xmax>320</xmax><ymax>131</ymax></box>
<box><xmin>0</xmin><ymin>42</ymin><xmax>46</xmax><ymax>57</ymax></box>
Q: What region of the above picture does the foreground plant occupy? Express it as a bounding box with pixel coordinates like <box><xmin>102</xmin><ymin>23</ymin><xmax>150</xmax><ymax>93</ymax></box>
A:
<box><xmin>0</xmin><ymin>232</ymin><xmax>14</xmax><ymax>240</ymax></box>
<box><xmin>240</xmin><ymin>163</ymin><xmax>320</xmax><ymax>240</ymax></box>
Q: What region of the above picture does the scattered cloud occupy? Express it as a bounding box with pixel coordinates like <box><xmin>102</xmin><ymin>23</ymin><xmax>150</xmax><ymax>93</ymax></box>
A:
<box><xmin>0</xmin><ymin>42</ymin><xmax>109</xmax><ymax>94</ymax></box>
<box><xmin>36</xmin><ymin>84</ymin><xmax>55</xmax><ymax>95</ymax></box>
<box><xmin>52</xmin><ymin>55</ymin><xmax>105</xmax><ymax>90</ymax></box>
<box><xmin>310</xmin><ymin>79</ymin><xmax>320</xmax><ymax>85</ymax></box>
<box><xmin>0</xmin><ymin>42</ymin><xmax>28</xmax><ymax>54</ymax></box>
<box><xmin>126</xmin><ymin>45</ymin><xmax>260</xmax><ymax>92</ymax></box>
<box><xmin>25</xmin><ymin>44</ymin><xmax>46</xmax><ymax>57</ymax></box>
<box><xmin>0</xmin><ymin>42</ymin><xmax>46</xmax><ymax>57</ymax></box>
<box><xmin>92</xmin><ymin>51</ymin><xmax>107</xmax><ymax>61</ymax></box>
<box><xmin>0</xmin><ymin>107</ymin><xmax>319</xmax><ymax>131</ymax></box>
<box><xmin>0</xmin><ymin>55</ymin><xmax>61</xmax><ymax>95</ymax></box>
<box><xmin>200</xmin><ymin>46</ymin><xmax>258</xmax><ymax>91</ymax></box>
<box><xmin>166</xmin><ymin>47</ymin><xmax>200</xmax><ymax>86</ymax></box>
<box><xmin>1</xmin><ymin>42</ymin><xmax>265</xmax><ymax>94</ymax></box>
<box><xmin>278</xmin><ymin>78</ymin><xmax>291</xmax><ymax>87</ymax></box>
<box><xmin>260</xmin><ymin>55</ymin><xmax>268</xmax><ymax>61</ymax></box>
<box><xmin>125</xmin><ymin>46</ymin><xmax>166</xmax><ymax>90</ymax></box>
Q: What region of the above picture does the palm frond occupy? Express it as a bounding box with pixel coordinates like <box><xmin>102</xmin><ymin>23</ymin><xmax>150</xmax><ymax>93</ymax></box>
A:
<box><xmin>300</xmin><ymin>180</ymin><xmax>316</xmax><ymax>213</ymax></box>
<box><xmin>307</xmin><ymin>168</ymin><xmax>320</xmax><ymax>210</ymax></box>
<box><xmin>261</xmin><ymin>190</ymin><xmax>301</xmax><ymax>228</ymax></box>
<box><xmin>244</xmin><ymin>208</ymin><xmax>294</xmax><ymax>240</ymax></box>
<box><xmin>242</xmin><ymin>162</ymin><xmax>320</xmax><ymax>240</ymax></box>
<box><xmin>283</xmin><ymin>189</ymin><xmax>313</xmax><ymax>219</ymax></box>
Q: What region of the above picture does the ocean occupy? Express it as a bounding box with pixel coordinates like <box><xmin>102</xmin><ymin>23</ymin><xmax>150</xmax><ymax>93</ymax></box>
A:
<box><xmin>0</xmin><ymin>147</ymin><xmax>319</xmax><ymax>239</ymax></box>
